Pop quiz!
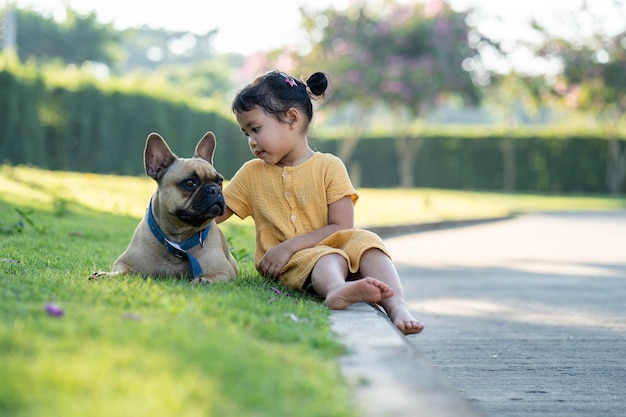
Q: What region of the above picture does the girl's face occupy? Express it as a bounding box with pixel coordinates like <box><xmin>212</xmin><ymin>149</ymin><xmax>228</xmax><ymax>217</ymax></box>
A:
<box><xmin>236</xmin><ymin>106</ymin><xmax>310</xmax><ymax>167</ymax></box>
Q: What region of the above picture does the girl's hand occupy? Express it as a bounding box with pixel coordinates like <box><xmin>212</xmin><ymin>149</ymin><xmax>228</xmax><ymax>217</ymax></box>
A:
<box><xmin>257</xmin><ymin>196</ymin><xmax>355</xmax><ymax>278</ymax></box>
<box><xmin>259</xmin><ymin>242</ymin><xmax>294</xmax><ymax>277</ymax></box>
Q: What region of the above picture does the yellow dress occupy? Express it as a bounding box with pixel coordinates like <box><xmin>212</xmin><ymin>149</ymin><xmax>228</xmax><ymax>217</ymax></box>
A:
<box><xmin>223</xmin><ymin>152</ymin><xmax>390</xmax><ymax>289</ymax></box>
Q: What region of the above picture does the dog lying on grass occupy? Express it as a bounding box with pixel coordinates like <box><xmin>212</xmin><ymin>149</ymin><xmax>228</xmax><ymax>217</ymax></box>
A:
<box><xmin>91</xmin><ymin>131</ymin><xmax>238</xmax><ymax>283</ymax></box>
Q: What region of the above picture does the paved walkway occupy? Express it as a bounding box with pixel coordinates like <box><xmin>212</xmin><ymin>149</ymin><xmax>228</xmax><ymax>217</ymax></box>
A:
<box><xmin>332</xmin><ymin>212</ymin><xmax>626</xmax><ymax>417</ymax></box>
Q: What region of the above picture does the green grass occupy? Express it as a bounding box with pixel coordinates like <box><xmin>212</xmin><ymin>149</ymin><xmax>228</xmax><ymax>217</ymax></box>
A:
<box><xmin>355</xmin><ymin>188</ymin><xmax>626</xmax><ymax>227</ymax></box>
<box><xmin>0</xmin><ymin>166</ymin><xmax>352</xmax><ymax>417</ymax></box>
<box><xmin>1</xmin><ymin>164</ymin><xmax>625</xmax><ymax>417</ymax></box>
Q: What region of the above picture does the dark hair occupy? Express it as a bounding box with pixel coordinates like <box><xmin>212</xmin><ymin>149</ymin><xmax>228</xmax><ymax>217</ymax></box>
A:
<box><xmin>232</xmin><ymin>70</ymin><xmax>329</xmax><ymax>127</ymax></box>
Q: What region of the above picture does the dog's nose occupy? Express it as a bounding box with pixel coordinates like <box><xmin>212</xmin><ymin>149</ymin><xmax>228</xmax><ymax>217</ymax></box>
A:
<box><xmin>205</xmin><ymin>183</ymin><xmax>221</xmax><ymax>195</ymax></box>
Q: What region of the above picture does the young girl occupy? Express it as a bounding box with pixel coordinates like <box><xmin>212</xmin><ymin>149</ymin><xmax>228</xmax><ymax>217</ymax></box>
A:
<box><xmin>217</xmin><ymin>70</ymin><xmax>424</xmax><ymax>335</ymax></box>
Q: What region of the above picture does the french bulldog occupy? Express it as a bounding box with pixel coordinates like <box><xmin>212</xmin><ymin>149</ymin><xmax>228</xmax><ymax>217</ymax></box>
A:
<box><xmin>91</xmin><ymin>131</ymin><xmax>238</xmax><ymax>283</ymax></box>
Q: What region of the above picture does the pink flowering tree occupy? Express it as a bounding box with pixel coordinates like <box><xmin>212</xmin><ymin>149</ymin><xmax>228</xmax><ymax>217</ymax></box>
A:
<box><xmin>298</xmin><ymin>0</ymin><xmax>480</xmax><ymax>187</ymax></box>
<box><xmin>544</xmin><ymin>38</ymin><xmax>626</xmax><ymax>195</ymax></box>
<box><xmin>536</xmin><ymin>30</ymin><xmax>626</xmax><ymax>194</ymax></box>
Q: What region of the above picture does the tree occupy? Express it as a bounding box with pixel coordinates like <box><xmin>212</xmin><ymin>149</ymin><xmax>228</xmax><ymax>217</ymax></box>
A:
<box><xmin>115</xmin><ymin>27</ymin><xmax>220</xmax><ymax>71</ymax></box>
<box><xmin>530</xmin><ymin>7</ymin><xmax>626</xmax><ymax>195</ymax></box>
<box><xmin>297</xmin><ymin>0</ymin><xmax>480</xmax><ymax>187</ymax></box>
<box><xmin>2</xmin><ymin>6</ymin><xmax>239</xmax><ymax>103</ymax></box>
<box><xmin>116</xmin><ymin>27</ymin><xmax>240</xmax><ymax>99</ymax></box>
<box><xmin>7</xmin><ymin>6</ymin><xmax>121</xmax><ymax>66</ymax></box>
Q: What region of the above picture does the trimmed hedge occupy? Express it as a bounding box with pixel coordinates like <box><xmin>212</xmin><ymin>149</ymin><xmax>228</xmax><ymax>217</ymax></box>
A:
<box><xmin>0</xmin><ymin>67</ymin><xmax>250</xmax><ymax>178</ymax></box>
<box><xmin>315</xmin><ymin>135</ymin><xmax>622</xmax><ymax>193</ymax></box>
<box><xmin>1</xmin><ymin>66</ymin><xmax>624</xmax><ymax>193</ymax></box>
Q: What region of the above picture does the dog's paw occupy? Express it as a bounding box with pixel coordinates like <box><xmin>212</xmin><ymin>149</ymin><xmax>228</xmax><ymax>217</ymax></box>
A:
<box><xmin>89</xmin><ymin>271</ymin><xmax>103</xmax><ymax>280</ymax></box>
<box><xmin>191</xmin><ymin>277</ymin><xmax>215</xmax><ymax>285</ymax></box>
<box><xmin>89</xmin><ymin>271</ymin><xmax>109</xmax><ymax>280</ymax></box>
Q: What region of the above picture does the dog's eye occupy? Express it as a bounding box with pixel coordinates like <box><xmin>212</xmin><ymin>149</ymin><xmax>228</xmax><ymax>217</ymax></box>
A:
<box><xmin>182</xmin><ymin>179</ymin><xmax>199</xmax><ymax>190</ymax></box>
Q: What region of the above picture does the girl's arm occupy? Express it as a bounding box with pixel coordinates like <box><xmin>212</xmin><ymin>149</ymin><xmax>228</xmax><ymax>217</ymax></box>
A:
<box><xmin>215</xmin><ymin>206</ymin><xmax>235</xmax><ymax>224</ymax></box>
<box><xmin>258</xmin><ymin>196</ymin><xmax>354</xmax><ymax>277</ymax></box>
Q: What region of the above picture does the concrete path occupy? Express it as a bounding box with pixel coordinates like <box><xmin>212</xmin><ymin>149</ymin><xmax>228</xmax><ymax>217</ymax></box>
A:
<box><xmin>332</xmin><ymin>211</ymin><xmax>626</xmax><ymax>417</ymax></box>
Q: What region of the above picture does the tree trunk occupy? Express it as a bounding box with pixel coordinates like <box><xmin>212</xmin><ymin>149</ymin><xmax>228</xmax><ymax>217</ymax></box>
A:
<box><xmin>337</xmin><ymin>110</ymin><xmax>366</xmax><ymax>187</ymax></box>
<box><xmin>501</xmin><ymin>136</ymin><xmax>516</xmax><ymax>192</ymax></box>
<box><xmin>606</xmin><ymin>137</ymin><xmax>626</xmax><ymax>195</ymax></box>
<box><xmin>394</xmin><ymin>135</ymin><xmax>423</xmax><ymax>188</ymax></box>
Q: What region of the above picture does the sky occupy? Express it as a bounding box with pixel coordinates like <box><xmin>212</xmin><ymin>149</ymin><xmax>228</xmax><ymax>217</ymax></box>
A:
<box><xmin>8</xmin><ymin>0</ymin><xmax>626</xmax><ymax>65</ymax></box>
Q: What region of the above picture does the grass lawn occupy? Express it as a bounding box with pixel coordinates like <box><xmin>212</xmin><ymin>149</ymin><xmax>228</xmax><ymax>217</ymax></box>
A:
<box><xmin>1</xmin><ymin>164</ymin><xmax>625</xmax><ymax>417</ymax></box>
<box><xmin>355</xmin><ymin>187</ymin><xmax>626</xmax><ymax>226</ymax></box>
<box><xmin>0</xmin><ymin>166</ymin><xmax>350</xmax><ymax>417</ymax></box>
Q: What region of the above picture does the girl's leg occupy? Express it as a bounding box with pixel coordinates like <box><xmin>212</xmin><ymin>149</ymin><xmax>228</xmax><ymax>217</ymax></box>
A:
<box><xmin>310</xmin><ymin>254</ymin><xmax>393</xmax><ymax>310</ymax></box>
<box><xmin>358</xmin><ymin>248</ymin><xmax>425</xmax><ymax>335</ymax></box>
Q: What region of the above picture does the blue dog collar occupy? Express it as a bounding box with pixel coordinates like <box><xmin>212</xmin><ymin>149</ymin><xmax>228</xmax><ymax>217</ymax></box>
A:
<box><xmin>146</xmin><ymin>198</ymin><xmax>210</xmax><ymax>279</ymax></box>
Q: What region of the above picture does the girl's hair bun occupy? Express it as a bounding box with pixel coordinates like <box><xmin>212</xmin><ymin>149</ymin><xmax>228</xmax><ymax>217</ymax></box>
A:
<box><xmin>306</xmin><ymin>72</ymin><xmax>329</xmax><ymax>97</ymax></box>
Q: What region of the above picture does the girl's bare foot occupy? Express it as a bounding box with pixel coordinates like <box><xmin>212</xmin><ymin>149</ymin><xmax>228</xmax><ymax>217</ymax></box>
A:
<box><xmin>388</xmin><ymin>305</ymin><xmax>424</xmax><ymax>335</ymax></box>
<box><xmin>325</xmin><ymin>277</ymin><xmax>394</xmax><ymax>310</ymax></box>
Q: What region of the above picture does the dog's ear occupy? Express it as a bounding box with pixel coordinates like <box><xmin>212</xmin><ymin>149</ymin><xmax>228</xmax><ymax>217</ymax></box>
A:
<box><xmin>145</xmin><ymin>133</ymin><xmax>177</xmax><ymax>180</ymax></box>
<box><xmin>194</xmin><ymin>131</ymin><xmax>216</xmax><ymax>166</ymax></box>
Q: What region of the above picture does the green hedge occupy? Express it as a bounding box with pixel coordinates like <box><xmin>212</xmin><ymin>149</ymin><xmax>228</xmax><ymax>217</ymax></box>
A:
<box><xmin>1</xmin><ymin>66</ymin><xmax>624</xmax><ymax>193</ymax></box>
<box><xmin>0</xmin><ymin>68</ymin><xmax>249</xmax><ymax>178</ymax></box>
<box><xmin>315</xmin><ymin>135</ymin><xmax>621</xmax><ymax>193</ymax></box>
<box><xmin>0</xmin><ymin>70</ymin><xmax>47</xmax><ymax>166</ymax></box>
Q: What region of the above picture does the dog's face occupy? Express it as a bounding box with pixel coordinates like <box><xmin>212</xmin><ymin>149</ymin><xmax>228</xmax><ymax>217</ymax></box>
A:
<box><xmin>159</xmin><ymin>158</ymin><xmax>225</xmax><ymax>227</ymax></box>
<box><xmin>145</xmin><ymin>131</ymin><xmax>225</xmax><ymax>228</ymax></box>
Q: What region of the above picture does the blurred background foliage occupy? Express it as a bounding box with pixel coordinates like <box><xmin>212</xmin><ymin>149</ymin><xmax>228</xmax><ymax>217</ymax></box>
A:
<box><xmin>1</xmin><ymin>0</ymin><xmax>625</xmax><ymax>194</ymax></box>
